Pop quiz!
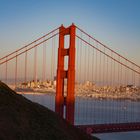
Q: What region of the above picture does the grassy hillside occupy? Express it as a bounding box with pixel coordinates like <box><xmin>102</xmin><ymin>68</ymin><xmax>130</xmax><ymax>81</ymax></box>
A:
<box><xmin>0</xmin><ymin>81</ymin><xmax>99</xmax><ymax>140</ymax></box>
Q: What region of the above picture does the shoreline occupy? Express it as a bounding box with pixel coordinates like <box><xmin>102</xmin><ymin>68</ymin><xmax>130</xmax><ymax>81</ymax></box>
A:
<box><xmin>17</xmin><ymin>91</ymin><xmax>140</xmax><ymax>102</ymax></box>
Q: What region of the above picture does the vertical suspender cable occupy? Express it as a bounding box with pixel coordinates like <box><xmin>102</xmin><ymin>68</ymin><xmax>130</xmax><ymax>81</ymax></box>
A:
<box><xmin>25</xmin><ymin>49</ymin><xmax>27</xmax><ymax>84</ymax></box>
<box><xmin>124</xmin><ymin>60</ymin><xmax>127</xmax><ymax>122</ymax></box>
<box><xmin>117</xmin><ymin>55</ymin><xmax>120</xmax><ymax>123</ymax></box>
<box><xmin>91</xmin><ymin>40</ymin><xmax>94</xmax><ymax>124</ymax></box>
<box><xmin>99</xmin><ymin>48</ymin><xmax>101</xmax><ymax>85</ymax></box>
<box><xmin>103</xmin><ymin>47</ymin><xmax>105</xmax><ymax>86</ymax></box>
<box><xmin>84</xmin><ymin>42</ymin><xmax>87</xmax><ymax>81</ymax></box>
<box><xmin>106</xmin><ymin>55</ymin><xmax>110</xmax><ymax>123</ymax></box>
<box><xmin>110</xmin><ymin>51</ymin><xmax>113</xmax><ymax>122</ymax></box>
<box><xmin>110</xmin><ymin>51</ymin><xmax>113</xmax><ymax>86</ymax></box>
<box><xmin>51</xmin><ymin>38</ymin><xmax>54</xmax><ymax>80</ymax></box>
<box><xmin>92</xmin><ymin>42</ymin><xmax>94</xmax><ymax>83</ymax></box>
<box><xmin>42</xmin><ymin>42</ymin><xmax>44</xmax><ymax>82</ymax></box>
<box><xmin>103</xmin><ymin>47</ymin><xmax>105</xmax><ymax>122</ymax></box>
<box><xmin>79</xmin><ymin>32</ymin><xmax>82</xmax><ymax>82</ymax></box>
<box><xmin>120</xmin><ymin>58</ymin><xmax>122</xmax><ymax>123</ymax></box>
<box><xmin>76</xmin><ymin>38</ymin><xmax>79</xmax><ymax>83</ymax></box>
<box><xmin>76</xmin><ymin>38</ymin><xmax>79</xmax><ymax>122</ymax></box>
<box><xmin>87</xmin><ymin>37</ymin><xmax>90</xmax><ymax>80</ymax></box>
<box><xmin>42</xmin><ymin>40</ymin><xmax>46</xmax><ymax>82</ymax></box>
<box><xmin>53</xmin><ymin>36</ymin><xmax>56</xmax><ymax>79</ymax></box>
<box><xmin>132</xmin><ymin>64</ymin><xmax>135</xmax><ymax>121</ymax></box>
<box><xmin>34</xmin><ymin>42</ymin><xmax>37</xmax><ymax>83</ymax></box>
<box><xmin>5</xmin><ymin>57</ymin><xmax>8</xmax><ymax>84</ymax></box>
<box><xmin>113</xmin><ymin>56</ymin><xmax>116</xmax><ymax>122</ymax></box>
<box><xmin>95</xmin><ymin>42</ymin><xmax>97</xmax><ymax>85</ymax></box>
<box><xmin>99</xmin><ymin>46</ymin><xmax>101</xmax><ymax>122</ymax></box>
<box><xmin>15</xmin><ymin>51</ymin><xmax>18</xmax><ymax>88</ymax></box>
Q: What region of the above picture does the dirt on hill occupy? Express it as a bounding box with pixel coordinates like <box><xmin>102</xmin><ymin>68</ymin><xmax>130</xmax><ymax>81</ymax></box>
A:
<box><xmin>0</xmin><ymin>81</ymin><xmax>99</xmax><ymax>140</ymax></box>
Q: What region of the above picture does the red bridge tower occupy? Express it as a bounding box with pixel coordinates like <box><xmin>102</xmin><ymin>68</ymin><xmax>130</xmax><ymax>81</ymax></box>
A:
<box><xmin>55</xmin><ymin>24</ymin><xmax>76</xmax><ymax>124</ymax></box>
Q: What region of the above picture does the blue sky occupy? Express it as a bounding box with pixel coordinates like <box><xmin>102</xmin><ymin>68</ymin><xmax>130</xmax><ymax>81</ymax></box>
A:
<box><xmin>0</xmin><ymin>0</ymin><xmax>140</xmax><ymax>64</ymax></box>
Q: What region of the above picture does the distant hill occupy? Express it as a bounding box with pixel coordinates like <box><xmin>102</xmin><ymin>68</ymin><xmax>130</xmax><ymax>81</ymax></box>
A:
<box><xmin>0</xmin><ymin>81</ymin><xmax>99</xmax><ymax>140</ymax></box>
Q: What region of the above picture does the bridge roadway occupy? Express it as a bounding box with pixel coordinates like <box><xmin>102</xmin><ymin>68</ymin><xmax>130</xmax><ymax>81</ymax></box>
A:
<box><xmin>77</xmin><ymin>122</ymin><xmax>140</xmax><ymax>134</ymax></box>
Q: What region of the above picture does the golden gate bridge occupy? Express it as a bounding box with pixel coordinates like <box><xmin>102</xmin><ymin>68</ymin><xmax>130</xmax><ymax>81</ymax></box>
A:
<box><xmin>0</xmin><ymin>23</ymin><xmax>140</xmax><ymax>134</ymax></box>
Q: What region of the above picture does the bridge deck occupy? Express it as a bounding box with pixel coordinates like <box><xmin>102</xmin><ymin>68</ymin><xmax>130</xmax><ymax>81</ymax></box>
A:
<box><xmin>77</xmin><ymin>122</ymin><xmax>140</xmax><ymax>134</ymax></box>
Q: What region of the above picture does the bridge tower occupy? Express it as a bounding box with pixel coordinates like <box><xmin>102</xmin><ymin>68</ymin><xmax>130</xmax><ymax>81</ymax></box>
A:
<box><xmin>55</xmin><ymin>24</ymin><xmax>76</xmax><ymax>124</ymax></box>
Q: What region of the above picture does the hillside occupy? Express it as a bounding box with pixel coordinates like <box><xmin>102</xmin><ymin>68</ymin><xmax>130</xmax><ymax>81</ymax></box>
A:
<box><xmin>0</xmin><ymin>81</ymin><xmax>99</xmax><ymax>140</ymax></box>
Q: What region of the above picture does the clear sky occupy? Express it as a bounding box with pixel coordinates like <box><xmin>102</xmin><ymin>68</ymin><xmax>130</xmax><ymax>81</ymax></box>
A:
<box><xmin>0</xmin><ymin>0</ymin><xmax>140</xmax><ymax>64</ymax></box>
